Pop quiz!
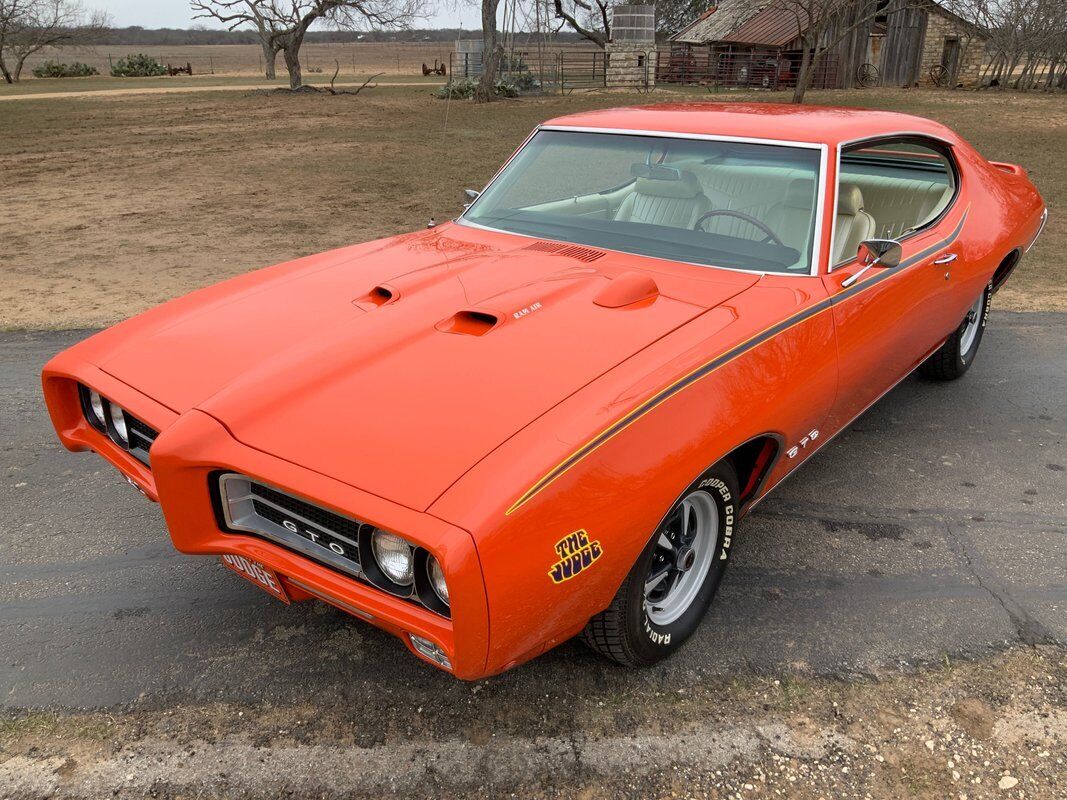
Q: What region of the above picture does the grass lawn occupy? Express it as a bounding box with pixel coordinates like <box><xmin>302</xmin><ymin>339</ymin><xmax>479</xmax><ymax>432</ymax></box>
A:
<box><xmin>0</xmin><ymin>85</ymin><xmax>1061</xmax><ymax>329</ymax></box>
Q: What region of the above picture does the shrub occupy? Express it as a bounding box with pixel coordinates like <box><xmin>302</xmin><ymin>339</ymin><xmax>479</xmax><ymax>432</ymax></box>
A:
<box><xmin>434</xmin><ymin>77</ymin><xmax>521</xmax><ymax>100</ymax></box>
<box><xmin>111</xmin><ymin>53</ymin><xmax>167</xmax><ymax>78</ymax></box>
<box><xmin>32</xmin><ymin>61</ymin><xmax>98</xmax><ymax>78</ymax></box>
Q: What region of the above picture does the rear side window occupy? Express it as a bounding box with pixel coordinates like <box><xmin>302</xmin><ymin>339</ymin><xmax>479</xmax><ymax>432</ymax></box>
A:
<box><xmin>838</xmin><ymin>138</ymin><xmax>957</xmax><ymax>244</ymax></box>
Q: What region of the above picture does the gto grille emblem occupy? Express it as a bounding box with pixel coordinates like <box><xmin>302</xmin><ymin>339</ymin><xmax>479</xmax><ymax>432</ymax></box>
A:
<box><xmin>281</xmin><ymin>518</ymin><xmax>351</xmax><ymax>558</ymax></box>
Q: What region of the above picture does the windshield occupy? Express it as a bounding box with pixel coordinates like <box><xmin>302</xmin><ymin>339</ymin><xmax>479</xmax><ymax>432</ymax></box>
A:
<box><xmin>463</xmin><ymin>130</ymin><xmax>823</xmax><ymax>274</ymax></box>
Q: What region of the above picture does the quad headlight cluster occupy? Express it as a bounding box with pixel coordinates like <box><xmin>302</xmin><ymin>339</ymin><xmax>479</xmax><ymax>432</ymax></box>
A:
<box><xmin>364</xmin><ymin>528</ymin><xmax>450</xmax><ymax>615</ymax></box>
<box><xmin>370</xmin><ymin>530</ymin><xmax>449</xmax><ymax>606</ymax></box>
<box><xmin>77</xmin><ymin>383</ymin><xmax>156</xmax><ymax>466</ymax></box>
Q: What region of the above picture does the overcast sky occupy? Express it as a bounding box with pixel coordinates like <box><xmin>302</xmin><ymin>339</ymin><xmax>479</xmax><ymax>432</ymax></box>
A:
<box><xmin>94</xmin><ymin>1</ymin><xmax>480</xmax><ymax>30</ymax></box>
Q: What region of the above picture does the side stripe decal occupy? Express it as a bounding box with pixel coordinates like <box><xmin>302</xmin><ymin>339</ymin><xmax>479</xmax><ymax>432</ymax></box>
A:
<box><xmin>505</xmin><ymin>209</ymin><xmax>969</xmax><ymax>516</ymax></box>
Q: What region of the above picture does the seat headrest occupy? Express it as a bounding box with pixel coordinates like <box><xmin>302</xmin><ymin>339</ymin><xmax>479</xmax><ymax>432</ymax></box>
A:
<box><xmin>781</xmin><ymin>179</ymin><xmax>816</xmax><ymax>209</ymax></box>
<box><xmin>838</xmin><ymin>183</ymin><xmax>865</xmax><ymax>215</ymax></box>
<box><xmin>633</xmin><ymin>170</ymin><xmax>704</xmax><ymax>200</ymax></box>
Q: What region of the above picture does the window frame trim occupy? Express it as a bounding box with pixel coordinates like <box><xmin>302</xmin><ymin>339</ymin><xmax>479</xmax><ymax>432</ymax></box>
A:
<box><xmin>458</xmin><ymin>125</ymin><xmax>829</xmax><ymax>278</ymax></box>
<box><xmin>828</xmin><ymin>132</ymin><xmax>962</xmax><ymax>273</ymax></box>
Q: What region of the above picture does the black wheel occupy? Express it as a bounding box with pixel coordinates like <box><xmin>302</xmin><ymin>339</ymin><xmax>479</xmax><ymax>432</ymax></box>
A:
<box><xmin>856</xmin><ymin>62</ymin><xmax>879</xmax><ymax>88</ymax></box>
<box><xmin>581</xmin><ymin>460</ymin><xmax>738</xmax><ymax>667</ymax></box>
<box><xmin>929</xmin><ymin>64</ymin><xmax>948</xmax><ymax>87</ymax></box>
<box><xmin>919</xmin><ymin>283</ymin><xmax>991</xmax><ymax>381</ymax></box>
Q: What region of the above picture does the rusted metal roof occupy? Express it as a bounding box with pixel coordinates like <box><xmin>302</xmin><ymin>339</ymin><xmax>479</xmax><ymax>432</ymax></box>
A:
<box><xmin>672</xmin><ymin>1</ymin><xmax>769</xmax><ymax>44</ymax></box>
<box><xmin>672</xmin><ymin>1</ymin><xmax>807</xmax><ymax>47</ymax></box>
<box><xmin>728</xmin><ymin>6</ymin><xmax>808</xmax><ymax>47</ymax></box>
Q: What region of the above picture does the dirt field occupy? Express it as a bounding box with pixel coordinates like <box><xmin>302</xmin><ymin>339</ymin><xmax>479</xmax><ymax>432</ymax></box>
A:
<box><xmin>0</xmin><ymin>86</ymin><xmax>1063</xmax><ymax>329</ymax></box>
<box><xmin>2</xmin><ymin>646</ymin><xmax>1063</xmax><ymax>798</ymax></box>
<box><xmin>15</xmin><ymin>41</ymin><xmax>587</xmax><ymax>79</ymax></box>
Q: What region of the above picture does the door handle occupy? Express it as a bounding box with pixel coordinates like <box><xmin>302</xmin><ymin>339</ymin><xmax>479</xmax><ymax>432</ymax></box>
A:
<box><xmin>933</xmin><ymin>253</ymin><xmax>958</xmax><ymax>265</ymax></box>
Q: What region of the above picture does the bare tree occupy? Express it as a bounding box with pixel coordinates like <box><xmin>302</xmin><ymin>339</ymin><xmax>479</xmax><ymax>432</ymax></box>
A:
<box><xmin>0</xmin><ymin>0</ymin><xmax>108</xmax><ymax>83</ymax></box>
<box><xmin>552</xmin><ymin>0</ymin><xmax>610</xmax><ymax>48</ymax></box>
<box><xmin>656</xmin><ymin>0</ymin><xmax>713</xmax><ymax>39</ymax></box>
<box><xmin>475</xmin><ymin>0</ymin><xmax>502</xmax><ymax>101</ymax></box>
<box><xmin>946</xmin><ymin>0</ymin><xmax>1067</xmax><ymax>90</ymax></box>
<box><xmin>191</xmin><ymin>0</ymin><xmax>418</xmax><ymax>89</ymax></box>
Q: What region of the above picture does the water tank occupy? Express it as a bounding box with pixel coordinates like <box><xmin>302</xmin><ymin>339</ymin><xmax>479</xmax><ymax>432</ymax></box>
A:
<box><xmin>611</xmin><ymin>5</ymin><xmax>655</xmax><ymax>43</ymax></box>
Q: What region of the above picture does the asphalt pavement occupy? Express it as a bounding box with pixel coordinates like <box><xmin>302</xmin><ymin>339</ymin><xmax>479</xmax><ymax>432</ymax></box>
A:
<box><xmin>1</xmin><ymin>312</ymin><xmax>1064</xmax><ymax>711</ymax></box>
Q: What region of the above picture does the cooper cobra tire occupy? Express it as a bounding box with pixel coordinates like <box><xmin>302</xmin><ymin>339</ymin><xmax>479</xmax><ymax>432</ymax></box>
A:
<box><xmin>581</xmin><ymin>460</ymin><xmax>738</xmax><ymax>667</ymax></box>
<box><xmin>919</xmin><ymin>282</ymin><xmax>992</xmax><ymax>381</ymax></box>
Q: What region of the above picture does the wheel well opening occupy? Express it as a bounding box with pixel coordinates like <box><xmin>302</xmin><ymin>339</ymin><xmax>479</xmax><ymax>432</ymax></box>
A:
<box><xmin>991</xmin><ymin>249</ymin><xmax>1022</xmax><ymax>294</ymax></box>
<box><xmin>725</xmin><ymin>436</ymin><xmax>779</xmax><ymax>506</ymax></box>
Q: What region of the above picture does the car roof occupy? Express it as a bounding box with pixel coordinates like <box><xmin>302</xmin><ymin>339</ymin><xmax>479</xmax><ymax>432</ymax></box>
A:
<box><xmin>541</xmin><ymin>103</ymin><xmax>960</xmax><ymax>147</ymax></box>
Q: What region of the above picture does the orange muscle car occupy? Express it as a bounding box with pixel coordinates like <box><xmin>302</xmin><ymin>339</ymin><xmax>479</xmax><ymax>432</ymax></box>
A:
<box><xmin>43</xmin><ymin>104</ymin><xmax>1047</xmax><ymax>678</ymax></box>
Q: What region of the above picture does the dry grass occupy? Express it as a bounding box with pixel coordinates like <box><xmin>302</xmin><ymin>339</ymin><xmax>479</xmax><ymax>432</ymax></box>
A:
<box><xmin>15</xmin><ymin>42</ymin><xmax>590</xmax><ymax>79</ymax></box>
<box><xmin>0</xmin><ymin>85</ymin><xmax>1062</xmax><ymax>329</ymax></box>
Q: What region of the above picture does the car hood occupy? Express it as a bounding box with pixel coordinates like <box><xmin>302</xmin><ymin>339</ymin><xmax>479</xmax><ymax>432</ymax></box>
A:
<box><xmin>99</xmin><ymin>225</ymin><xmax>757</xmax><ymax>511</ymax></box>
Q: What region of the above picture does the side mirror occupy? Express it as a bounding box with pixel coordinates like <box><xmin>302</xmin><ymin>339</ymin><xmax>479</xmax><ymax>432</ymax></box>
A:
<box><xmin>463</xmin><ymin>188</ymin><xmax>480</xmax><ymax>210</ymax></box>
<box><xmin>857</xmin><ymin>238</ymin><xmax>902</xmax><ymax>268</ymax></box>
<box><xmin>843</xmin><ymin>238</ymin><xmax>903</xmax><ymax>288</ymax></box>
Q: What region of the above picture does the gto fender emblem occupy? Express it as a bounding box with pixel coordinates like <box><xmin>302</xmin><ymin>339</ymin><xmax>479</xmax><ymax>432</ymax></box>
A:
<box><xmin>787</xmin><ymin>429</ymin><xmax>820</xmax><ymax>459</ymax></box>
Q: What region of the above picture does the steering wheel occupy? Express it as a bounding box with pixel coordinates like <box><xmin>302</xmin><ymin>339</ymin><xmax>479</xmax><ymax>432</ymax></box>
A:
<box><xmin>693</xmin><ymin>209</ymin><xmax>785</xmax><ymax>247</ymax></box>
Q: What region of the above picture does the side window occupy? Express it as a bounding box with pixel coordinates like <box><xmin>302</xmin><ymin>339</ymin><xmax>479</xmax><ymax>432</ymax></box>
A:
<box><xmin>833</xmin><ymin>138</ymin><xmax>957</xmax><ymax>264</ymax></box>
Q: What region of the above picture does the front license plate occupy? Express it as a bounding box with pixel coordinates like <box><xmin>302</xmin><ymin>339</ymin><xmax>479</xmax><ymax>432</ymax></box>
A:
<box><xmin>221</xmin><ymin>555</ymin><xmax>290</xmax><ymax>604</ymax></box>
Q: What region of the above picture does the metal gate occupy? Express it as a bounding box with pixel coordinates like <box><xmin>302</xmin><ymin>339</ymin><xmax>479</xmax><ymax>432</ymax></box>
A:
<box><xmin>557</xmin><ymin>51</ymin><xmax>607</xmax><ymax>92</ymax></box>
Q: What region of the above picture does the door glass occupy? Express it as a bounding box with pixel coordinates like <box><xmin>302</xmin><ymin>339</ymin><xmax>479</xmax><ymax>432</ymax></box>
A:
<box><xmin>837</xmin><ymin>140</ymin><xmax>956</xmax><ymax>255</ymax></box>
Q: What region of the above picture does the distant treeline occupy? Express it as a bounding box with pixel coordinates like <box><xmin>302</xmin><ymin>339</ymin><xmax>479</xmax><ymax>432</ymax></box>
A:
<box><xmin>93</xmin><ymin>26</ymin><xmax>583</xmax><ymax>46</ymax></box>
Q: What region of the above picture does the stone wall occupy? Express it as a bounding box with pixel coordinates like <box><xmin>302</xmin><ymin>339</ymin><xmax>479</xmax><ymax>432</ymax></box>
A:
<box><xmin>918</xmin><ymin>9</ymin><xmax>988</xmax><ymax>86</ymax></box>
<box><xmin>605</xmin><ymin>42</ymin><xmax>657</xmax><ymax>89</ymax></box>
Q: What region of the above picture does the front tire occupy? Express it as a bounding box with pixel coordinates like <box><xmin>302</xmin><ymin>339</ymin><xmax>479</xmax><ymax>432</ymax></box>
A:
<box><xmin>919</xmin><ymin>282</ymin><xmax>992</xmax><ymax>381</ymax></box>
<box><xmin>581</xmin><ymin>461</ymin><xmax>738</xmax><ymax>667</ymax></box>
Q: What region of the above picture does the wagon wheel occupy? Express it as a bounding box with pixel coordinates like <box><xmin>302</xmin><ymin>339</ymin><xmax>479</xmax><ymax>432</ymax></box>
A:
<box><xmin>929</xmin><ymin>64</ymin><xmax>948</xmax><ymax>87</ymax></box>
<box><xmin>856</xmin><ymin>62</ymin><xmax>879</xmax><ymax>88</ymax></box>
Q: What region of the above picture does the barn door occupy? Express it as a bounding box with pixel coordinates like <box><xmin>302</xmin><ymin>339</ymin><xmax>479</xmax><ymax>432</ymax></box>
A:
<box><xmin>881</xmin><ymin>0</ymin><xmax>928</xmax><ymax>86</ymax></box>
<box><xmin>941</xmin><ymin>37</ymin><xmax>961</xmax><ymax>81</ymax></box>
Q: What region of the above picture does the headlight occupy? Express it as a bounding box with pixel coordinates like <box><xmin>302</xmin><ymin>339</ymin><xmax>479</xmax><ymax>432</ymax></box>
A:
<box><xmin>88</xmin><ymin>391</ymin><xmax>107</xmax><ymax>428</ymax></box>
<box><xmin>371</xmin><ymin>530</ymin><xmax>414</xmax><ymax>586</ymax></box>
<box><xmin>427</xmin><ymin>555</ymin><xmax>449</xmax><ymax>606</ymax></box>
<box><xmin>108</xmin><ymin>403</ymin><xmax>129</xmax><ymax>446</ymax></box>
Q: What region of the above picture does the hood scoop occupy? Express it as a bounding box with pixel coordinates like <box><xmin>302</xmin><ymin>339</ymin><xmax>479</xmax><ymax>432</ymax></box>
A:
<box><xmin>523</xmin><ymin>240</ymin><xmax>606</xmax><ymax>263</ymax></box>
<box><xmin>593</xmin><ymin>271</ymin><xmax>660</xmax><ymax>308</ymax></box>
<box><xmin>354</xmin><ymin>284</ymin><xmax>398</xmax><ymax>311</ymax></box>
<box><xmin>436</xmin><ymin>309</ymin><xmax>500</xmax><ymax>336</ymax></box>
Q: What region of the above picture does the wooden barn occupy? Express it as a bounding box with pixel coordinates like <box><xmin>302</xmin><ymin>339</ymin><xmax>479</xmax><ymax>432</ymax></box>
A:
<box><xmin>663</xmin><ymin>0</ymin><xmax>989</xmax><ymax>89</ymax></box>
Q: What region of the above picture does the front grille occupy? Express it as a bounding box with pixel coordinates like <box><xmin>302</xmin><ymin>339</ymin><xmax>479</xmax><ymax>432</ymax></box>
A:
<box><xmin>213</xmin><ymin>472</ymin><xmax>451</xmax><ymax>618</ymax></box>
<box><xmin>217</xmin><ymin>473</ymin><xmax>366</xmax><ymax>580</ymax></box>
<box><xmin>249</xmin><ymin>482</ymin><xmax>363</xmax><ymax>543</ymax></box>
<box><xmin>124</xmin><ymin>413</ymin><xmax>158</xmax><ymax>466</ymax></box>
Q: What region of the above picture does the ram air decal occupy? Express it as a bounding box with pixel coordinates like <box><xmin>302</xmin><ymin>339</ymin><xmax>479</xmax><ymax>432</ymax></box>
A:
<box><xmin>549</xmin><ymin>529</ymin><xmax>602</xmax><ymax>584</ymax></box>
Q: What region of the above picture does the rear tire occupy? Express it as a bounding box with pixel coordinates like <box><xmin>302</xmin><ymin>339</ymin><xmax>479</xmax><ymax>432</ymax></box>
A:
<box><xmin>581</xmin><ymin>461</ymin><xmax>738</xmax><ymax>667</ymax></box>
<box><xmin>919</xmin><ymin>282</ymin><xmax>991</xmax><ymax>381</ymax></box>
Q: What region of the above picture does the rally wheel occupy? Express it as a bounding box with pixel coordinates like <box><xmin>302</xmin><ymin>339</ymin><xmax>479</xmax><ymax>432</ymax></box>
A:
<box><xmin>919</xmin><ymin>283</ymin><xmax>991</xmax><ymax>380</ymax></box>
<box><xmin>581</xmin><ymin>461</ymin><xmax>738</xmax><ymax>667</ymax></box>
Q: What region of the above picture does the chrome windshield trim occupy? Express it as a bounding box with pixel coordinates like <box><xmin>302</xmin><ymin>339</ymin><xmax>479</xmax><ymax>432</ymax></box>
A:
<box><xmin>459</xmin><ymin>125</ymin><xmax>828</xmax><ymax>278</ymax></box>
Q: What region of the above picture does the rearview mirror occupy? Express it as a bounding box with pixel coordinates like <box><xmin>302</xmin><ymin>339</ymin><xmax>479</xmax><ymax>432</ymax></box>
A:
<box><xmin>463</xmin><ymin>188</ymin><xmax>480</xmax><ymax>209</ymax></box>
<box><xmin>857</xmin><ymin>238</ymin><xmax>902</xmax><ymax>268</ymax></box>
